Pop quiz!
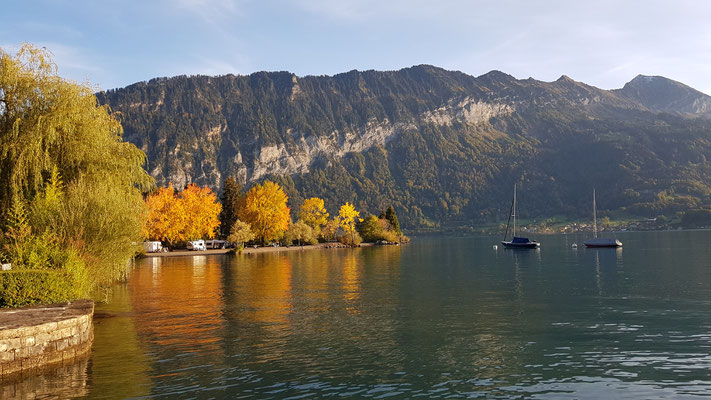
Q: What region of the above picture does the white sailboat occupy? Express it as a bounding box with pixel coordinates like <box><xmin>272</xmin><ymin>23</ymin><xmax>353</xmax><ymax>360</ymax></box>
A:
<box><xmin>583</xmin><ymin>189</ymin><xmax>622</xmax><ymax>248</ymax></box>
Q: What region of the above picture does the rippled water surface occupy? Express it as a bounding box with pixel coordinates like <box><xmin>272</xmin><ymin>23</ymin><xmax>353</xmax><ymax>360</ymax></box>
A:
<box><xmin>81</xmin><ymin>231</ymin><xmax>711</xmax><ymax>398</ymax></box>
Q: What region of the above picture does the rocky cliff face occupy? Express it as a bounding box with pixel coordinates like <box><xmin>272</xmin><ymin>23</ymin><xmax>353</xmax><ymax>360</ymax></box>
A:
<box><xmin>97</xmin><ymin>66</ymin><xmax>711</xmax><ymax>229</ymax></box>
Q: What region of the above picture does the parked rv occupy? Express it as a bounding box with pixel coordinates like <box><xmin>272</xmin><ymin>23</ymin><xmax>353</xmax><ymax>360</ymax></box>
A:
<box><xmin>205</xmin><ymin>239</ymin><xmax>228</xmax><ymax>249</ymax></box>
<box><xmin>187</xmin><ymin>240</ymin><xmax>206</xmax><ymax>251</ymax></box>
<box><xmin>143</xmin><ymin>241</ymin><xmax>163</xmax><ymax>253</ymax></box>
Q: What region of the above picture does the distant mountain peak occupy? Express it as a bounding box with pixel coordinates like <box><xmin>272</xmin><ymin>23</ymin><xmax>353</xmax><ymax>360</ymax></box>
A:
<box><xmin>630</xmin><ymin>74</ymin><xmax>659</xmax><ymax>82</ymax></box>
<box><xmin>478</xmin><ymin>70</ymin><xmax>516</xmax><ymax>81</ymax></box>
<box><xmin>615</xmin><ymin>74</ymin><xmax>711</xmax><ymax>115</ymax></box>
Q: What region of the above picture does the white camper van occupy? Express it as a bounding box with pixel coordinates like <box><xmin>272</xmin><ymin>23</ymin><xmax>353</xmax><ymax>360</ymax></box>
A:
<box><xmin>187</xmin><ymin>240</ymin><xmax>206</xmax><ymax>251</ymax></box>
<box><xmin>143</xmin><ymin>241</ymin><xmax>163</xmax><ymax>253</ymax></box>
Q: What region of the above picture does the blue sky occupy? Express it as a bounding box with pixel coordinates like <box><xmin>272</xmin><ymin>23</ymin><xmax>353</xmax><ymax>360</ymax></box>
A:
<box><xmin>2</xmin><ymin>0</ymin><xmax>710</xmax><ymax>94</ymax></box>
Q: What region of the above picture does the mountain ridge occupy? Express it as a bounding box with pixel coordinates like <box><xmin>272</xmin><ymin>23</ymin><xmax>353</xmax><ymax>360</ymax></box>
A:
<box><xmin>97</xmin><ymin>65</ymin><xmax>711</xmax><ymax>229</ymax></box>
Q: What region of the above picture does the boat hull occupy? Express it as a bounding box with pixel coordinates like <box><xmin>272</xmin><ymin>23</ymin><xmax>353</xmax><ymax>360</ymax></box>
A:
<box><xmin>583</xmin><ymin>238</ymin><xmax>622</xmax><ymax>248</ymax></box>
<box><xmin>501</xmin><ymin>240</ymin><xmax>540</xmax><ymax>249</ymax></box>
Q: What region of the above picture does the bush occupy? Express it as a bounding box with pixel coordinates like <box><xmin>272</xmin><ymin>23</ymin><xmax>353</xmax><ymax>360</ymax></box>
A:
<box><xmin>0</xmin><ymin>269</ymin><xmax>83</xmax><ymax>307</ymax></box>
<box><xmin>1</xmin><ymin>218</ymin><xmax>88</xmax><ymax>307</ymax></box>
<box><xmin>338</xmin><ymin>231</ymin><xmax>363</xmax><ymax>246</ymax></box>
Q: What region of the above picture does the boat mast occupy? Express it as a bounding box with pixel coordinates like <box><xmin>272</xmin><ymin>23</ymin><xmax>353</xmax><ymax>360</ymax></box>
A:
<box><xmin>513</xmin><ymin>184</ymin><xmax>517</xmax><ymax>237</ymax></box>
<box><xmin>503</xmin><ymin>192</ymin><xmax>514</xmax><ymax>240</ymax></box>
<box><xmin>592</xmin><ymin>188</ymin><xmax>597</xmax><ymax>239</ymax></box>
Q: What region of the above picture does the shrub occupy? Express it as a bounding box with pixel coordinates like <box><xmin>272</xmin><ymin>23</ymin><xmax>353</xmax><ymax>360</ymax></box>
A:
<box><xmin>0</xmin><ymin>269</ymin><xmax>84</xmax><ymax>307</ymax></box>
<box><xmin>338</xmin><ymin>231</ymin><xmax>363</xmax><ymax>246</ymax></box>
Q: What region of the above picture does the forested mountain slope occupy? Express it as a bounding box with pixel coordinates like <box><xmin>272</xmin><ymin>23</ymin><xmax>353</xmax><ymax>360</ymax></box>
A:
<box><xmin>97</xmin><ymin>66</ymin><xmax>711</xmax><ymax>229</ymax></box>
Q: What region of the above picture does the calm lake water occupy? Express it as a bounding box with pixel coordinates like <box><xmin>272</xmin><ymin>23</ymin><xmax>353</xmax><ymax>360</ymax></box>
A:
<box><xmin>36</xmin><ymin>231</ymin><xmax>711</xmax><ymax>398</ymax></box>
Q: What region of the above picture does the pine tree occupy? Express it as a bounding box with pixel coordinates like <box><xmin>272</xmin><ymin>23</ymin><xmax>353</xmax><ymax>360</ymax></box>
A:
<box><xmin>385</xmin><ymin>205</ymin><xmax>401</xmax><ymax>234</ymax></box>
<box><xmin>219</xmin><ymin>177</ymin><xmax>243</xmax><ymax>238</ymax></box>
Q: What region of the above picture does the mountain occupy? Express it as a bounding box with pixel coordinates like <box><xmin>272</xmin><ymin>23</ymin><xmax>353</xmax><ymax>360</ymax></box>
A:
<box><xmin>614</xmin><ymin>75</ymin><xmax>711</xmax><ymax>115</ymax></box>
<box><xmin>97</xmin><ymin>66</ymin><xmax>711</xmax><ymax>230</ymax></box>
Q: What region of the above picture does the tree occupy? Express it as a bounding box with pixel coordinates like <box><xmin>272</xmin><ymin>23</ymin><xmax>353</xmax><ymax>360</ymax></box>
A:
<box><xmin>357</xmin><ymin>214</ymin><xmax>399</xmax><ymax>242</ymax></box>
<box><xmin>227</xmin><ymin>219</ymin><xmax>255</xmax><ymax>247</ymax></box>
<box><xmin>337</xmin><ymin>202</ymin><xmax>361</xmax><ymax>245</ymax></box>
<box><xmin>321</xmin><ymin>218</ymin><xmax>340</xmax><ymax>242</ymax></box>
<box><xmin>219</xmin><ymin>177</ymin><xmax>244</xmax><ymax>239</ymax></box>
<box><xmin>144</xmin><ymin>183</ymin><xmax>221</xmax><ymax>244</ymax></box>
<box><xmin>287</xmin><ymin>220</ymin><xmax>317</xmax><ymax>246</ymax></box>
<box><xmin>180</xmin><ymin>184</ymin><xmax>222</xmax><ymax>240</ymax></box>
<box><xmin>144</xmin><ymin>184</ymin><xmax>185</xmax><ymax>246</ymax></box>
<box><xmin>0</xmin><ymin>44</ymin><xmax>154</xmax><ymax>294</ymax></box>
<box><xmin>298</xmin><ymin>197</ymin><xmax>329</xmax><ymax>234</ymax></box>
<box><xmin>0</xmin><ymin>44</ymin><xmax>153</xmax><ymax>218</ymax></box>
<box><xmin>357</xmin><ymin>214</ymin><xmax>380</xmax><ymax>242</ymax></box>
<box><xmin>384</xmin><ymin>205</ymin><xmax>401</xmax><ymax>234</ymax></box>
<box><xmin>240</xmin><ymin>180</ymin><xmax>290</xmax><ymax>244</ymax></box>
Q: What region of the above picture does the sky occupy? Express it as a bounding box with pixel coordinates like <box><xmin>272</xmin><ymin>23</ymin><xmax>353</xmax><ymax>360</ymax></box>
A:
<box><xmin>2</xmin><ymin>0</ymin><xmax>710</xmax><ymax>94</ymax></box>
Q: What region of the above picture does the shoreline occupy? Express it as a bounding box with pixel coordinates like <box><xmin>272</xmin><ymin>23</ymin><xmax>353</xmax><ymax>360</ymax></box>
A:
<box><xmin>141</xmin><ymin>242</ymin><xmax>377</xmax><ymax>258</ymax></box>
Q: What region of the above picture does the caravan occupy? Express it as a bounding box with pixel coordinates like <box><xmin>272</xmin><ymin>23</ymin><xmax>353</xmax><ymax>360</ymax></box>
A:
<box><xmin>187</xmin><ymin>240</ymin><xmax>206</xmax><ymax>251</ymax></box>
<box><xmin>143</xmin><ymin>241</ymin><xmax>163</xmax><ymax>253</ymax></box>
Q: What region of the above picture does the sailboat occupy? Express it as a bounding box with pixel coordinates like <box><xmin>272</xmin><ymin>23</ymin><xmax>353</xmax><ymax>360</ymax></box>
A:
<box><xmin>501</xmin><ymin>184</ymin><xmax>540</xmax><ymax>249</ymax></box>
<box><xmin>583</xmin><ymin>189</ymin><xmax>622</xmax><ymax>248</ymax></box>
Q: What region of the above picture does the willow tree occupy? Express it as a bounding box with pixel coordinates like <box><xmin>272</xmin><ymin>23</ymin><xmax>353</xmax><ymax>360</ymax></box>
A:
<box><xmin>0</xmin><ymin>44</ymin><xmax>154</xmax><ymax>290</ymax></box>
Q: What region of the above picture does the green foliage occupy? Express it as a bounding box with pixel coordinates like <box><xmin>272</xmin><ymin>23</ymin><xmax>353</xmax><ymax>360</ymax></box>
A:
<box><xmin>0</xmin><ymin>43</ymin><xmax>154</xmax><ymax>302</ymax></box>
<box><xmin>0</xmin><ymin>225</ymin><xmax>88</xmax><ymax>307</ymax></box>
<box><xmin>284</xmin><ymin>220</ymin><xmax>317</xmax><ymax>246</ymax></box>
<box><xmin>219</xmin><ymin>177</ymin><xmax>244</xmax><ymax>238</ymax></box>
<box><xmin>227</xmin><ymin>219</ymin><xmax>255</xmax><ymax>246</ymax></box>
<box><xmin>357</xmin><ymin>214</ymin><xmax>399</xmax><ymax>242</ymax></box>
<box><xmin>0</xmin><ymin>269</ymin><xmax>83</xmax><ymax>307</ymax></box>
<box><xmin>384</xmin><ymin>206</ymin><xmax>401</xmax><ymax>234</ymax></box>
<box><xmin>681</xmin><ymin>209</ymin><xmax>711</xmax><ymax>228</ymax></box>
<box><xmin>53</xmin><ymin>177</ymin><xmax>145</xmax><ymax>288</ymax></box>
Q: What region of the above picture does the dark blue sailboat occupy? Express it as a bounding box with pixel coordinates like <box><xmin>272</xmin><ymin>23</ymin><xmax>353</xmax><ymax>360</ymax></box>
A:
<box><xmin>501</xmin><ymin>184</ymin><xmax>540</xmax><ymax>249</ymax></box>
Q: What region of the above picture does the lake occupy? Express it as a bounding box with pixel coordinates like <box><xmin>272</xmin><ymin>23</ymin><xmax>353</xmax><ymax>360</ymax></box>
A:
<box><xmin>21</xmin><ymin>231</ymin><xmax>711</xmax><ymax>398</ymax></box>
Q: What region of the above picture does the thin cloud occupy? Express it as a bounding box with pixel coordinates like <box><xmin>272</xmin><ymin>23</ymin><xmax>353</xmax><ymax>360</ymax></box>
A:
<box><xmin>173</xmin><ymin>0</ymin><xmax>242</xmax><ymax>25</ymax></box>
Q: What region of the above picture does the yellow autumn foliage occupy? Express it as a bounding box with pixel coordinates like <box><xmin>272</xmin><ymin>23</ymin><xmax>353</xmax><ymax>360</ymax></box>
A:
<box><xmin>298</xmin><ymin>197</ymin><xmax>329</xmax><ymax>232</ymax></box>
<box><xmin>240</xmin><ymin>180</ymin><xmax>290</xmax><ymax>244</ymax></box>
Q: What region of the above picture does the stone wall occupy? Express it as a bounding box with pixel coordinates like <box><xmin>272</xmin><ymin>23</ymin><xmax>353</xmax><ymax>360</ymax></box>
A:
<box><xmin>0</xmin><ymin>300</ymin><xmax>94</xmax><ymax>378</ymax></box>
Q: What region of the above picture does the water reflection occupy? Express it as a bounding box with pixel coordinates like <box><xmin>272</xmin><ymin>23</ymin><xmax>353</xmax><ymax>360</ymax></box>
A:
<box><xmin>90</xmin><ymin>285</ymin><xmax>152</xmax><ymax>399</ymax></box>
<box><xmin>232</xmin><ymin>254</ymin><xmax>293</xmax><ymax>331</ymax></box>
<box><xmin>73</xmin><ymin>233</ymin><xmax>711</xmax><ymax>398</ymax></box>
<box><xmin>130</xmin><ymin>256</ymin><xmax>225</xmax><ymax>351</ymax></box>
<box><xmin>0</xmin><ymin>358</ymin><xmax>89</xmax><ymax>399</ymax></box>
<box><xmin>341</xmin><ymin>252</ymin><xmax>360</xmax><ymax>314</ymax></box>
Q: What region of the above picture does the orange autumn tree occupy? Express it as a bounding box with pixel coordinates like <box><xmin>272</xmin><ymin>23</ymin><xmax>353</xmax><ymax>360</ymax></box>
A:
<box><xmin>143</xmin><ymin>184</ymin><xmax>185</xmax><ymax>246</ymax></box>
<box><xmin>240</xmin><ymin>180</ymin><xmax>290</xmax><ymax>244</ymax></box>
<box><xmin>180</xmin><ymin>183</ymin><xmax>222</xmax><ymax>240</ymax></box>
<box><xmin>144</xmin><ymin>183</ymin><xmax>221</xmax><ymax>245</ymax></box>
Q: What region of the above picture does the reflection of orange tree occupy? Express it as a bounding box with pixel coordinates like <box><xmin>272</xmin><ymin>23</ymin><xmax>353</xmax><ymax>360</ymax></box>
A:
<box><xmin>237</xmin><ymin>255</ymin><xmax>293</xmax><ymax>329</ymax></box>
<box><xmin>130</xmin><ymin>256</ymin><xmax>225</xmax><ymax>354</ymax></box>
